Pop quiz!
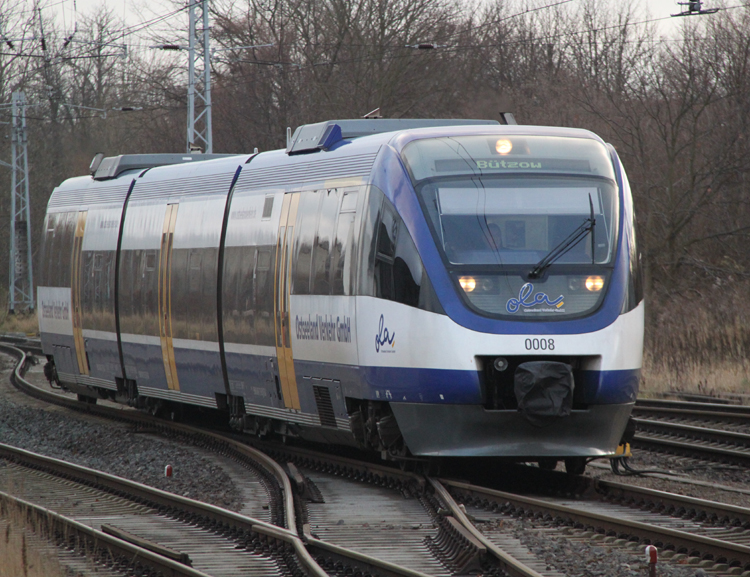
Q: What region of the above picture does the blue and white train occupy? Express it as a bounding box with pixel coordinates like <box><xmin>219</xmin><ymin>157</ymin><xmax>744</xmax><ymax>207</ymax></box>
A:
<box><xmin>37</xmin><ymin>118</ymin><xmax>644</xmax><ymax>473</ymax></box>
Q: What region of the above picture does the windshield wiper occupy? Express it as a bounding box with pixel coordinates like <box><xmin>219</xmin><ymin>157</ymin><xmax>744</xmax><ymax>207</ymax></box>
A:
<box><xmin>528</xmin><ymin>194</ymin><xmax>596</xmax><ymax>279</ymax></box>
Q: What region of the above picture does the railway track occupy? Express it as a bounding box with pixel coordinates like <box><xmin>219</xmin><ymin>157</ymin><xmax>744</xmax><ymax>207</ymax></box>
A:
<box><xmin>7</xmin><ymin>337</ymin><xmax>750</xmax><ymax>576</ymax></box>
<box><xmin>0</xmin><ymin>339</ymin><xmax>551</xmax><ymax>577</ymax></box>
<box><xmin>445</xmin><ymin>474</ymin><xmax>750</xmax><ymax>575</ymax></box>
<box><xmin>632</xmin><ymin>399</ymin><xmax>750</xmax><ymax>466</ymax></box>
<box><xmin>0</xmin><ymin>443</ymin><xmax>305</xmax><ymax>577</ymax></box>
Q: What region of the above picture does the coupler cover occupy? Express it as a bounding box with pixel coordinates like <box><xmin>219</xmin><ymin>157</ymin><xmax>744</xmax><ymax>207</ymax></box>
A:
<box><xmin>514</xmin><ymin>361</ymin><xmax>574</xmax><ymax>427</ymax></box>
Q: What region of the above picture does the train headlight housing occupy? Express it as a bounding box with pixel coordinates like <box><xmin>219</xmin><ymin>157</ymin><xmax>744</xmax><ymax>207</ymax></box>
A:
<box><xmin>493</xmin><ymin>357</ymin><xmax>509</xmax><ymax>372</ymax></box>
<box><xmin>495</xmin><ymin>139</ymin><xmax>513</xmax><ymax>155</ymax></box>
<box><xmin>459</xmin><ymin>276</ymin><xmax>476</xmax><ymax>292</ymax></box>
<box><xmin>585</xmin><ymin>275</ymin><xmax>604</xmax><ymax>292</ymax></box>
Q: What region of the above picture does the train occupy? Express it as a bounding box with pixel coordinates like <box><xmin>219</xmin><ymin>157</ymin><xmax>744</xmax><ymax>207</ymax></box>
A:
<box><xmin>37</xmin><ymin>117</ymin><xmax>644</xmax><ymax>474</ymax></box>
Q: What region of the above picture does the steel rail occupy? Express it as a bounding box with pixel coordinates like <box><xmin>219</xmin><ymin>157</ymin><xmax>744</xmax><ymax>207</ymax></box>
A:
<box><xmin>0</xmin><ymin>441</ymin><xmax>301</xmax><ymax>542</ymax></box>
<box><xmin>634</xmin><ymin>418</ymin><xmax>750</xmax><ymax>448</ymax></box>
<box><xmin>594</xmin><ymin>478</ymin><xmax>750</xmax><ymax>526</ymax></box>
<box><xmin>633</xmin><ymin>405</ymin><xmax>750</xmax><ymax>426</ymax></box>
<box><xmin>636</xmin><ymin>398</ymin><xmax>750</xmax><ymax>415</ymax></box>
<box><xmin>428</xmin><ymin>478</ymin><xmax>545</xmax><ymax>577</ymax></box>
<box><xmin>2</xmin><ymin>341</ymin><xmax>515</xmax><ymax>577</ymax></box>
<box><xmin>0</xmin><ymin>342</ymin><xmax>326</xmax><ymax>577</ymax></box>
<box><xmin>633</xmin><ymin>432</ymin><xmax>750</xmax><ymax>465</ymax></box>
<box><xmin>442</xmin><ymin>478</ymin><xmax>750</xmax><ymax>569</ymax></box>
<box><xmin>0</xmin><ymin>490</ymin><xmax>214</xmax><ymax>577</ymax></box>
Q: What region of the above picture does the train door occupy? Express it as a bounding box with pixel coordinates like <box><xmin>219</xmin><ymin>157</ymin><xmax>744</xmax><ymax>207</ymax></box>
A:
<box><xmin>159</xmin><ymin>203</ymin><xmax>180</xmax><ymax>391</ymax></box>
<box><xmin>71</xmin><ymin>210</ymin><xmax>89</xmax><ymax>375</ymax></box>
<box><xmin>273</xmin><ymin>192</ymin><xmax>301</xmax><ymax>410</ymax></box>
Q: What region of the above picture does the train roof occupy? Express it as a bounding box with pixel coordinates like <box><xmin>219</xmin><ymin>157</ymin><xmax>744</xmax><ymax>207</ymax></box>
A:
<box><xmin>91</xmin><ymin>152</ymin><xmax>237</xmax><ymax>180</ymax></box>
<box><xmin>78</xmin><ymin>118</ymin><xmax>606</xmax><ymax>184</ymax></box>
<box><xmin>46</xmin><ymin>120</ymin><xmax>609</xmax><ymax>212</ymax></box>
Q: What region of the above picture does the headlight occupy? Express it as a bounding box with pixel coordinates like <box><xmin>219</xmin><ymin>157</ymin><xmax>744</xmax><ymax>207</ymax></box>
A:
<box><xmin>585</xmin><ymin>275</ymin><xmax>604</xmax><ymax>291</ymax></box>
<box><xmin>459</xmin><ymin>276</ymin><xmax>476</xmax><ymax>292</ymax></box>
<box><xmin>495</xmin><ymin>139</ymin><xmax>512</xmax><ymax>155</ymax></box>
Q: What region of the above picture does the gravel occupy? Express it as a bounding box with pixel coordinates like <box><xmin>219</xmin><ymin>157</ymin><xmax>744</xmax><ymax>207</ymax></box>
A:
<box><xmin>1</xmin><ymin>352</ymin><xmax>746</xmax><ymax>577</ymax></box>
<box><xmin>588</xmin><ymin>448</ymin><xmax>750</xmax><ymax>509</ymax></box>
<box><xmin>0</xmin><ymin>357</ymin><xmax>243</xmax><ymax>511</ymax></box>
<box><xmin>516</xmin><ymin>525</ymin><xmax>700</xmax><ymax>577</ymax></box>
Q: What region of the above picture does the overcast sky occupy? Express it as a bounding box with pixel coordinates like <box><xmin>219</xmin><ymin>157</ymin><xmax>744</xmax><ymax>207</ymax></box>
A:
<box><xmin>40</xmin><ymin>0</ymin><xmax>724</xmax><ymax>49</ymax></box>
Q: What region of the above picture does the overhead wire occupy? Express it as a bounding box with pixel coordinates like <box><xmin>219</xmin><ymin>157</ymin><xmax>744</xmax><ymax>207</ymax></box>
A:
<box><xmin>2</xmin><ymin>0</ymin><xmax>746</xmax><ymax>117</ymax></box>
<box><xmin>209</xmin><ymin>1</ymin><xmax>748</xmax><ymax>79</ymax></box>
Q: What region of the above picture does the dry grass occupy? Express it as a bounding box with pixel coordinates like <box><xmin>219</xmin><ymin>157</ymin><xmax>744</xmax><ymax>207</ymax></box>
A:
<box><xmin>641</xmin><ymin>356</ymin><xmax>750</xmax><ymax>398</ymax></box>
<box><xmin>0</xmin><ymin>288</ymin><xmax>39</xmax><ymax>336</ymax></box>
<box><xmin>640</xmin><ymin>280</ymin><xmax>750</xmax><ymax>398</ymax></box>
<box><xmin>0</xmin><ymin>313</ymin><xmax>39</xmax><ymax>337</ymax></box>
<box><xmin>0</xmin><ymin>504</ymin><xmax>67</xmax><ymax>577</ymax></box>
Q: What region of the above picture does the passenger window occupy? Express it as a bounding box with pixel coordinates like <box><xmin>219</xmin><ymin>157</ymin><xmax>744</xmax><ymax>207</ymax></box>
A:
<box><xmin>145</xmin><ymin>251</ymin><xmax>156</xmax><ymax>271</ymax></box>
<box><xmin>188</xmin><ymin>249</ymin><xmax>202</xmax><ymax>292</ymax></box>
<box><xmin>255</xmin><ymin>248</ymin><xmax>275</xmax><ymax>345</ymax></box>
<box><xmin>312</xmin><ymin>189</ymin><xmax>339</xmax><ymax>295</ymax></box>
<box><xmin>262</xmin><ymin>196</ymin><xmax>274</xmax><ymax>219</ymax></box>
<box><xmin>257</xmin><ymin>249</ymin><xmax>272</xmax><ymax>270</ymax></box>
<box><xmin>40</xmin><ymin>213</ymin><xmax>57</xmax><ymax>286</ymax></box>
<box><xmin>332</xmin><ymin>212</ymin><xmax>355</xmax><ymax>295</ymax></box>
<box><xmin>292</xmin><ymin>191</ymin><xmax>320</xmax><ymax>295</ymax></box>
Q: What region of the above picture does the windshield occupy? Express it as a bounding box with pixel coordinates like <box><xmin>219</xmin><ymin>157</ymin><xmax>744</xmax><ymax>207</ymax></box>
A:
<box><xmin>401</xmin><ymin>135</ymin><xmax>619</xmax><ymax>319</ymax></box>
<box><xmin>418</xmin><ymin>177</ymin><xmax>616</xmax><ymax>266</ymax></box>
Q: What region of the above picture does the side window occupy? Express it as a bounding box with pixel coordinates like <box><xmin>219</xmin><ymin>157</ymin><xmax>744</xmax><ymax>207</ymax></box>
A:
<box><xmin>625</xmin><ymin>216</ymin><xmax>644</xmax><ymax>312</ymax></box>
<box><xmin>374</xmin><ymin>204</ymin><xmax>398</xmax><ymax>300</ymax></box>
<box><xmin>188</xmin><ymin>249</ymin><xmax>202</xmax><ymax>292</ymax></box>
<box><xmin>393</xmin><ymin>226</ymin><xmax>423</xmax><ymax>308</ymax></box>
<box><xmin>360</xmin><ymin>187</ymin><xmax>442</xmax><ymax>312</ymax></box>
<box><xmin>292</xmin><ymin>191</ymin><xmax>321</xmax><ymax>295</ymax></box>
<box><xmin>45</xmin><ymin>211</ymin><xmax>76</xmax><ymax>288</ymax></box>
<box><xmin>40</xmin><ymin>213</ymin><xmax>57</xmax><ymax>286</ymax></box>
<box><xmin>255</xmin><ymin>247</ymin><xmax>275</xmax><ymax>345</ymax></box>
<box><xmin>312</xmin><ymin>189</ymin><xmax>339</xmax><ymax>295</ymax></box>
<box><xmin>262</xmin><ymin>196</ymin><xmax>274</xmax><ymax>219</ymax></box>
<box><xmin>332</xmin><ymin>189</ymin><xmax>358</xmax><ymax>295</ymax></box>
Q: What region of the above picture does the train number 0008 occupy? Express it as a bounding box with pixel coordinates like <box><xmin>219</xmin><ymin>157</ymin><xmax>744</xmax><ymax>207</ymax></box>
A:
<box><xmin>524</xmin><ymin>338</ymin><xmax>555</xmax><ymax>351</ymax></box>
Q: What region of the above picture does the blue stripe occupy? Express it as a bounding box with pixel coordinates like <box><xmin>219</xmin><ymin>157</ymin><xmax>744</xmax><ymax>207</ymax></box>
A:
<box><xmin>578</xmin><ymin>368</ymin><xmax>640</xmax><ymax>404</ymax></box>
<box><xmin>360</xmin><ymin>366</ymin><xmax>482</xmax><ymax>404</ymax></box>
<box><xmin>370</xmin><ymin>145</ymin><xmax>632</xmax><ymax>335</ymax></box>
<box><xmin>357</xmin><ymin>365</ymin><xmax>639</xmax><ymax>406</ymax></box>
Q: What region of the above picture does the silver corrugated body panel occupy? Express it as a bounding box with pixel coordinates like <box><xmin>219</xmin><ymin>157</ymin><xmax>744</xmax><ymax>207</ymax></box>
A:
<box><xmin>129</xmin><ymin>173</ymin><xmax>235</xmax><ymax>201</ymax></box>
<box><xmin>57</xmin><ymin>372</ymin><xmax>118</xmax><ymax>391</ymax></box>
<box><xmin>243</xmin><ymin>401</ymin><xmax>351</xmax><ymax>430</ymax></box>
<box><xmin>47</xmin><ymin>178</ymin><xmax>132</xmax><ymax>210</ymax></box>
<box><xmin>235</xmin><ymin>153</ymin><xmax>378</xmax><ymax>190</ymax></box>
<box><xmin>138</xmin><ymin>386</ymin><xmax>219</xmax><ymax>408</ymax></box>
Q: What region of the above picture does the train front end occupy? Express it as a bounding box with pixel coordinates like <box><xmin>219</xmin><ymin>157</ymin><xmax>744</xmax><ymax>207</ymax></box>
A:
<box><xmin>364</xmin><ymin>126</ymin><xmax>644</xmax><ymax>463</ymax></box>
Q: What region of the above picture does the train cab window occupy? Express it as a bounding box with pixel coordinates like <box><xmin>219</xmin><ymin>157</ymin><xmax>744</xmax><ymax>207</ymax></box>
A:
<box><xmin>292</xmin><ymin>191</ymin><xmax>321</xmax><ymax>295</ymax></box>
<box><xmin>360</xmin><ymin>187</ymin><xmax>440</xmax><ymax>311</ymax></box>
<box><xmin>402</xmin><ymin>135</ymin><xmax>619</xmax><ymax>319</ymax></box>
<box><xmin>374</xmin><ymin>205</ymin><xmax>398</xmax><ymax>300</ymax></box>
